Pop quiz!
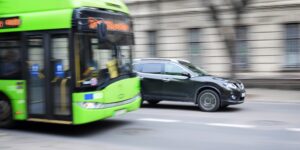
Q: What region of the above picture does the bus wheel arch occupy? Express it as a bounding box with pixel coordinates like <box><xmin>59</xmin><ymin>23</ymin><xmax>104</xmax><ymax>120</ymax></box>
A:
<box><xmin>0</xmin><ymin>92</ymin><xmax>14</xmax><ymax>128</ymax></box>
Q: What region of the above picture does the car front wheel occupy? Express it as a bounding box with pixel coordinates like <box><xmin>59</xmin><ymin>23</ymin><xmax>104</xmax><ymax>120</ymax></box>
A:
<box><xmin>197</xmin><ymin>90</ymin><xmax>220</xmax><ymax>112</ymax></box>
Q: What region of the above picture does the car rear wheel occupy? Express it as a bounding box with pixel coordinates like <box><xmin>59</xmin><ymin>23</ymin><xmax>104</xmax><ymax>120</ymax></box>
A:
<box><xmin>197</xmin><ymin>90</ymin><xmax>220</xmax><ymax>112</ymax></box>
<box><xmin>147</xmin><ymin>100</ymin><xmax>160</xmax><ymax>105</ymax></box>
<box><xmin>0</xmin><ymin>100</ymin><xmax>14</xmax><ymax>128</ymax></box>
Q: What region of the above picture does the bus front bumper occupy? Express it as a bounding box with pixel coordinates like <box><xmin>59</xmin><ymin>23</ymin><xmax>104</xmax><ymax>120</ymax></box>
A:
<box><xmin>72</xmin><ymin>94</ymin><xmax>141</xmax><ymax>125</ymax></box>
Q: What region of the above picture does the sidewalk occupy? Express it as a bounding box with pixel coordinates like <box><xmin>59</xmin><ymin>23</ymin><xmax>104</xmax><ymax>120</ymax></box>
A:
<box><xmin>246</xmin><ymin>88</ymin><xmax>300</xmax><ymax>103</ymax></box>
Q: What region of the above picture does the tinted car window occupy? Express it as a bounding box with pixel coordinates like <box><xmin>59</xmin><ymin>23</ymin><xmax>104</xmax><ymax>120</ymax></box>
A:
<box><xmin>179</xmin><ymin>61</ymin><xmax>208</xmax><ymax>76</ymax></box>
<box><xmin>164</xmin><ymin>63</ymin><xmax>186</xmax><ymax>76</ymax></box>
<box><xmin>140</xmin><ymin>63</ymin><xmax>163</xmax><ymax>74</ymax></box>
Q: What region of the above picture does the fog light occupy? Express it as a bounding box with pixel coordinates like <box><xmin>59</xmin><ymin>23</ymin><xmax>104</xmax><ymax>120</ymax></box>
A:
<box><xmin>231</xmin><ymin>95</ymin><xmax>237</xmax><ymax>100</ymax></box>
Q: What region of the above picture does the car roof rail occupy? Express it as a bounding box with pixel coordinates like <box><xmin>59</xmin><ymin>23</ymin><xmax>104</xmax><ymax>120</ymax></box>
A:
<box><xmin>134</xmin><ymin>58</ymin><xmax>191</xmax><ymax>64</ymax></box>
<box><xmin>134</xmin><ymin>58</ymin><xmax>176</xmax><ymax>62</ymax></box>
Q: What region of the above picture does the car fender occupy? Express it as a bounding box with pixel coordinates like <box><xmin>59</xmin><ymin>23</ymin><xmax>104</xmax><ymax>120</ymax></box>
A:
<box><xmin>193</xmin><ymin>84</ymin><xmax>222</xmax><ymax>103</ymax></box>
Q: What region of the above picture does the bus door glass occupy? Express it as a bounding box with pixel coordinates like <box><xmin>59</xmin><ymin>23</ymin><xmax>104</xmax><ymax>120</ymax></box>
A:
<box><xmin>27</xmin><ymin>35</ymin><xmax>46</xmax><ymax>115</ymax></box>
<box><xmin>26</xmin><ymin>33</ymin><xmax>71</xmax><ymax>119</ymax></box>
<box><xmin>50</xmin><ymin>35</ymin><xmax>71</xmax><ymax>116</ymax></box>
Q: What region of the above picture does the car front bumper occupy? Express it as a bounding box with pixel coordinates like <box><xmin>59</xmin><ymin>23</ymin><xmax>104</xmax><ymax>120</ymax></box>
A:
<box><xmin>221</xmin><ymin>89</ymin><xmax>246</xmax><ymax>106</ymax></box>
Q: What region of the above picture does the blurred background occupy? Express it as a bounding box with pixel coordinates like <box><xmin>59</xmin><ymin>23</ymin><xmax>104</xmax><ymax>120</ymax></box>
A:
<box><xmin>125</xmin><ymin>0</ymin><xmax>300</xmax><ymax>90</ymax></box>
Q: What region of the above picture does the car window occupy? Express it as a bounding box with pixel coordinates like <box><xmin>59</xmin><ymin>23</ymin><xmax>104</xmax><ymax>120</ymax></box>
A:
<box><xmin>179</xmin><ymin>60</ymin><xmax>208</xmax><ymax>76</ymax></box>
<box><xmin>164</xmin><ymin>63</ymin><xmax>186</xmax><ymax>76</ymax></box>
<box><xmin>140</xmin><ymin>63</ymin><xmax>163</xmax><ymax>74</ymax></box>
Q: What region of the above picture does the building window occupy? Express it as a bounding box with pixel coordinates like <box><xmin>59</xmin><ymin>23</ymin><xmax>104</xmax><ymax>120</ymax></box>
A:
<box><xmin>235</xmin><ymin>26</ymin><xmax>249</xmax><ymax>69</ymax></box>
<box><xmin>188</xmin><ymin>28</ymin><xmax>201</xmax><ymax>64</ymax></box>
<box><xmin>285</xmin><ymin>24</ymin><xmax>300</xmax><ymax>68</ymax></box>
<box><xmin>147</xmin><ymin>31</ymin><xmax>157</xmax><ymax>57</ymax></box>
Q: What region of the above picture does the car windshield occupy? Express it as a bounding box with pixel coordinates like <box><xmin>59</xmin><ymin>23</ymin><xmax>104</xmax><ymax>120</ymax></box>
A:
<box><xmin>179</xmin><ymin>61</ymin><xmax>208</xmax><ymax>76</ymax></box>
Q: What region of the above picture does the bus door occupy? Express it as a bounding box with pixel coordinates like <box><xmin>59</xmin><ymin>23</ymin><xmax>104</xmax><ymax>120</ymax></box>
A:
<box><xmin>25</xmin><ymin>32</ymin><xmax>71</xmax><ymax>120</ymax></box>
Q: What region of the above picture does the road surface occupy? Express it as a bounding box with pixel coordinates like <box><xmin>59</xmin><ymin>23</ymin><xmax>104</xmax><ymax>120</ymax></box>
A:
<box><xmin>1</xmin><ymin>101</ymin><xmax>300</xmax><ymax>150</ymax></box>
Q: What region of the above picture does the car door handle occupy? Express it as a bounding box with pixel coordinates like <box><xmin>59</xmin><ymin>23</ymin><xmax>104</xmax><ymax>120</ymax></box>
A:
<box><xmin>163</xmin><ymin>78</ymin><xmax>171</xmax><ymax>82</ymax></box>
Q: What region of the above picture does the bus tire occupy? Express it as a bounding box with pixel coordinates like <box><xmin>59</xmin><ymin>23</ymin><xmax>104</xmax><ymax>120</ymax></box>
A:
<box><xmin>0</xmin><ymin>99</ymin><xmax>14</xmax><ymax>128</ymax></box>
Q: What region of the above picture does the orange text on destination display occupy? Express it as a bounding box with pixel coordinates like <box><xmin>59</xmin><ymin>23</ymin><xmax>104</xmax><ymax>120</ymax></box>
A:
<box><xmin>88</xmin><ymin>17</ymin><xmax>129</xmax><ymax>32</ymax></box>
<box><xmin>0</xmin><ymin>17</ymin><xmax>21</xmax><ymax>29</ymax></box>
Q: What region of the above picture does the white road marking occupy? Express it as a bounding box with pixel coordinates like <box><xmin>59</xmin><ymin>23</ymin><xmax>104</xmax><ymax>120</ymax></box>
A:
<box><xmin>205</xmin><ymin>123</ymin><xmax>256</xmax><ymax>129</ymax></box>
<box><xmin>248</xmin><ymin>101</ymin><xmax>300</xmax><ymax>105</ymax></box>
<box><xmin>138</xmin><ymin>118</ymin><xmax>181</xmax><ymax>123</ymax></box>
<box><xmin>285</xmin><ymin>128</ymin><xmax>300</xmax><ymax>132</ymax></box>
<box><xmin>138</xmin><ymin>118</ymin><xmax>300</xmax><ymax>132</ymax></box>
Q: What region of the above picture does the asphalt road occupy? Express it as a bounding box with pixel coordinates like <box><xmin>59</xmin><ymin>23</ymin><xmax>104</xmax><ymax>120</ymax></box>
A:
<box><xmin>1</xmin><ymin>101</ymin><xmax>300</xmax><ymax>150</ymax></box>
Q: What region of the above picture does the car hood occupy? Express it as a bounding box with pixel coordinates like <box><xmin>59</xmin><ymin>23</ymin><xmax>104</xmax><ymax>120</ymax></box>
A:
<box><xmin>192</xmin><ymin>75</ymin><xmax>242</xmax><ymax>84</ymax></box>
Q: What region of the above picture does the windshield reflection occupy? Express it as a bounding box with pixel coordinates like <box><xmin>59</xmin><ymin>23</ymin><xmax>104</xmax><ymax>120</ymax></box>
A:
<box><xmin>179</xmin><ymin>61</ymin><xmax>209</xmax><ymax>76</ymax></box>
<box><xmin>76</xmin><ymin>33</ymin><xmax>133</xmax><ymax>88</ymax></box>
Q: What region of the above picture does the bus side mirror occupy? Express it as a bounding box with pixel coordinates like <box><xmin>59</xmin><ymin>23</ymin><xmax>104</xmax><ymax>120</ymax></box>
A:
<box><xmin>97</xmin><ymin>22</ymin><xmax>107</xmax><ymax>42</ymax></box>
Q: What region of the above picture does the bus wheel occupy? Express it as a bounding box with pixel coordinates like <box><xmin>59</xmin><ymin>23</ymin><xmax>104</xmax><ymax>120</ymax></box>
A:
<box><xmin>0</xmin><ymin>100</ymin><xmax>14</xmax><ymax>128</ymax></box>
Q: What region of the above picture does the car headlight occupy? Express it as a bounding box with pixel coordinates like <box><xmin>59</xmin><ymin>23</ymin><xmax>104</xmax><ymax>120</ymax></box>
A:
<box><xmin>224</xmin><ymin>82</ymin><xmax>238</xmax><ymax>90</ymax></box>
<box><xmin>240</xmin><ymin>83</ymin><xmax>245</xmax><ymax>89</ymax></box>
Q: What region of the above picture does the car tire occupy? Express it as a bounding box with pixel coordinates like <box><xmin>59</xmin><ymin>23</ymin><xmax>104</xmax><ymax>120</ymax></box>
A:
<box><xmin>197</xmin><ymin>89</ymin><xmax>220</xmax><ymax>112</ymax></box>
<box><xmin>147</xmin><ymin>100</ymin><xmax>160</xmax><ymax>105</ymax></box>
<box><xmin>0</xmin><ymin>100</ymin><xmax>14</xmax><ymax>128</ymax></box>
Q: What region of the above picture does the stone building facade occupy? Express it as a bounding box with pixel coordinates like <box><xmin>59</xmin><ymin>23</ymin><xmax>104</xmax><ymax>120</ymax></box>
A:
<box><xmin>125</xmin><ymin>0</ymin><xmax>300</xmax><ymax>89</ymax></box>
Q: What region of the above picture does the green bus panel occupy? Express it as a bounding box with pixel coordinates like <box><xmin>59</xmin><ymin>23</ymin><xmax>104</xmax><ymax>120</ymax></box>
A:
<box><xmin>72</xmin><ymin>97</ymin><xmax>141</xmax><ymax>125</ymax></box>
<box><xmin>0</xmin><ymin>80</ymin><xmax>27</xmax><ymax>120</ymax></box>
<box><xmin>0</xmin><ymin>0</ymin><xmax>129</xmax><ymax>33</ymax></box>
<box><xmin>0</xmin><ymin>0</ymin><xmax>129</xmax><ymax>15</ymax></box>
<box><xmin>0</xmin><ymin>9</ymin><xmax>72</xmax><ymax>33</ymax></box>
<box><xmin>72</xmin><ymin>77</ymin><xmax>141</xmax><ymax>125</ymax></box>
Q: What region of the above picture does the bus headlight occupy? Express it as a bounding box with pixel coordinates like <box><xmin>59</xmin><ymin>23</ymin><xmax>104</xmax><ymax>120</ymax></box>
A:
<box><xmin>78</xmin><ymin>102</ymin><xmax>104</xmax><ymax>109</ymax></box>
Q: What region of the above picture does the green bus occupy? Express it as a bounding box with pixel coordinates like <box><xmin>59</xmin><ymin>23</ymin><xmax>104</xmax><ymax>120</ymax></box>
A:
<box><xmin>0</xmin><ymin>0</ymin><xmax>141</xmax><ymax>127</ymax></box>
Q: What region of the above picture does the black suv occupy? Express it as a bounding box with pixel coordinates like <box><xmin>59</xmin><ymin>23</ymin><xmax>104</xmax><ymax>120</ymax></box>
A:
<box><xmin>133</xmin><ymin>58</ymin><xmax>246</xmax><ymax>112</ymax></box>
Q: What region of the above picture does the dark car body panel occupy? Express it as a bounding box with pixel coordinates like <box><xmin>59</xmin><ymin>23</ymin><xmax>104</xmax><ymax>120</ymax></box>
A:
<box><xmin>160</xmin><ymin>74</ymin><xmax>193</xmax><ymax>101</ymax></box>
<box><xmin>139</xmin><ymin>73</ymin><xmax>165</xmax><ymax>99</ymax></box>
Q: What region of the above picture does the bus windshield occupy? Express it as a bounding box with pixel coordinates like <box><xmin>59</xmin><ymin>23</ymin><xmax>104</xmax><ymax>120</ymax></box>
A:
<box><xmin>76</xmin><ymin>33</ymin><xmax>133</xmax><ymax>88</ymax></box>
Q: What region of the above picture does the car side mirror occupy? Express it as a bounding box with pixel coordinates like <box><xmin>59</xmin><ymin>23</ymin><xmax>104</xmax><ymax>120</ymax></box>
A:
<box><xmin>181</xmin><ymin>72</ymin><xmax>191</xmax><ymax>78</ymax></box>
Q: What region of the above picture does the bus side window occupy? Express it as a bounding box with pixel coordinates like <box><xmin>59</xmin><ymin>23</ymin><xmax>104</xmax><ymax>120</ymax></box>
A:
<box><xmin>0</xmin><ymin>48</ymin><xmax>22</xmax><ymax>79</ymax></box>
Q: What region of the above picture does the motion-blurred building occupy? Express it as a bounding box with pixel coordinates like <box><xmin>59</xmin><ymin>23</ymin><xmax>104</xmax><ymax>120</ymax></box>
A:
<box><xmin>125</xmin><ymin>0</ymin><xmax>300</xmax><ymax>89</ymax></box>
